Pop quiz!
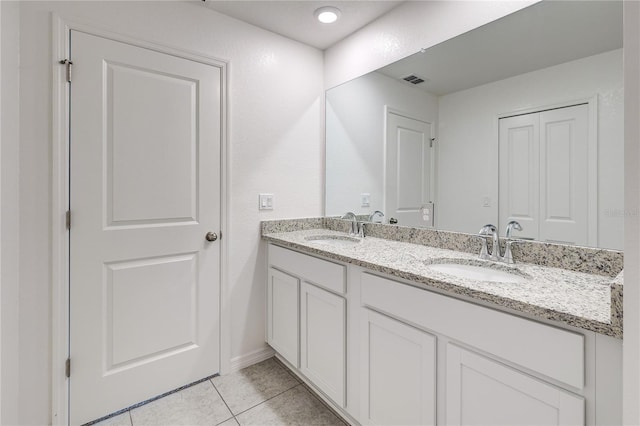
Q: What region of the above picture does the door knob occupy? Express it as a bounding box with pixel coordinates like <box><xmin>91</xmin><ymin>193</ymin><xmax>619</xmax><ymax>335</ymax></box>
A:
<box><xmin>205</xmin><ymin>232</ymin><xmax>218</xmax><ymax>242</ymax></box>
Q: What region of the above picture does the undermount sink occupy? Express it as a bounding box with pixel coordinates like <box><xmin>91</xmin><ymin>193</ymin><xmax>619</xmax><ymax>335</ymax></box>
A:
<box><xmin>426</xmin><ymin>261</ymin><xmax>529</xmax><ymax>284</ymax></box>
<box><xmin>305</xmin><ymin>234</ymin><xmax>361</xmax><ymax>247</ymax></box>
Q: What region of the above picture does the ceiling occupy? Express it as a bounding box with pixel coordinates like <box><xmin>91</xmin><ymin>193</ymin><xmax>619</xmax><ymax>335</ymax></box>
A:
<box><xmin>377</xmin><ymin>0</ymin><xmax>623</xmax><ymax>95</ymax></box>
<box><xmin>201</xmin><ymin>0</ymin><xmax>403</xmax><ymax>50</ymax></box>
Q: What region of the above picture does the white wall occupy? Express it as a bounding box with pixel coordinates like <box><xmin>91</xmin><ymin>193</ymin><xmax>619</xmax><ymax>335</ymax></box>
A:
<box><xmin>624</xmin><ymin>2</ymin><xmax>640</xmax><ymax>424</ymax></box>
<box><xmin>0</xmin><ymin>1</ymin><xmax>21</xmax><ymax>425</ymax></box>
<box><xmin>325</xmin><ymin>72</ymin><xmax>437</xmax><ymax>216</ymax></box>
<box><xmin>437</xmin><ymin>49</ymin><xmax>623</xmax><ymax>250</ymax></box>
<box><xmin>323</xmin><ymin>1</ymin><xmax>537</xmax><ymax>89</ymax></box>
<box><xmin>12</xmin><ymin>1</ymin><xmax>323</xmax><ymax>423</ymax></box>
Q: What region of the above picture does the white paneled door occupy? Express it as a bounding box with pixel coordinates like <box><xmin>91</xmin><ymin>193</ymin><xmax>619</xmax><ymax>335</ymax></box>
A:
<box><xmin>499</xmin><ymin>104</ymin><xmax>590</xmax><ymax>245</ymax></box>
<box><xmin>385</xmin><ymin>112</ymin><xmax>433</xmax><ymax>227</ymax></box>
<box><xmin>69</xmin><ymin>31</ymin><xmax>222</xmax><ymax>424</ymax></box>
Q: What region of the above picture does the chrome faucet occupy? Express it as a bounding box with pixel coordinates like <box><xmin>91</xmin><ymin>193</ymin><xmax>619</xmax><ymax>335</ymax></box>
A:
<box><xmin>476</xmin><ymin>222</ymin><xmax>523</xmax><ymax>264</ymax></box>
<box><xmin>478</xmin><ymin>224</ymin><xmax>499</xmax><ymax>261</ymax></box>
<box><xmin>503</xmin><ymin>221</ymin><xmax>523</xmax><ymax>264</ymax></box>
<box><xmin>368</xmin><ymin>210</ymin><xmax>384</xmax><ymax>223</ymax></box>
<box><xmin>342</xmin><ymin>212</ymin><xmax>358</xmax><ymax>236</ymax></box>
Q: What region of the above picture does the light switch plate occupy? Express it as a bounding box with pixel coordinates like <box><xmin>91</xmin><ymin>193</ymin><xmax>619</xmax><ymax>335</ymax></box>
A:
<box><xmin>259</xmin><ymin>193</ymin><xmax>274</xmax><ymax>210</ymax></box>
<box><xmin>361</xmin><ymin>193</ymin><xmax>371</xmax><ymax>207</ymax></box>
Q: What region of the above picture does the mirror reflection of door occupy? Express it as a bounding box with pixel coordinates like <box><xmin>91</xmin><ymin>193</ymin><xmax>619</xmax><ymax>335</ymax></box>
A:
<box><xmin>385</xmin><ymin>111</ymin><xmax>434</xmax><ymax>227</ymax></box>
<box><xmin>499</xmin><ymin>104</ymin><xmax>591</xmax><ymax>246</ymax></box>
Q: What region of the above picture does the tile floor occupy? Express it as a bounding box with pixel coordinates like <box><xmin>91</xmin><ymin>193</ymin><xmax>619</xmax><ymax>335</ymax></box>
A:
<box><xmin>94</xmin><ymin>357</ymin><xmax>348</xmax><ymax>426</ymax></box>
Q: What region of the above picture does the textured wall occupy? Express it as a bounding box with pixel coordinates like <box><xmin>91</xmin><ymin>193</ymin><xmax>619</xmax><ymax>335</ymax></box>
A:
<box><xmin>14</xmin><ymin>1</ymin><xmax>323</xmax><ymax>423</ymax></box>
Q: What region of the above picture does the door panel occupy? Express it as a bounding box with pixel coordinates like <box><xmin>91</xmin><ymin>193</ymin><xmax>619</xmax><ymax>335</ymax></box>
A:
<box><xmin>499</xmin><ymin>114</ymin><xmax>539</xmax><ymax>240</ymax></box>
<box><xmin>106</xmin><ymin>62</ymin><xmax>198</xmax><ymax>225</ymax></box>
<box><xmin>539</xmin><ymin>105</ymin><xmax>589</xmax><ymax>245</ymax></box>
<box><xmin>106</xmin><ymin>253</ymin><xmax>198</xmax><ymax>369</ymax></box>
<box><xmin>385</xmin><ymin>112</ymin><xmax>433</xmax><ymax>227</ymax></box>
<box><xmin>70</xmin><ymin>30</ymin><xmax>221</xmax><ymax>424</ymax></box>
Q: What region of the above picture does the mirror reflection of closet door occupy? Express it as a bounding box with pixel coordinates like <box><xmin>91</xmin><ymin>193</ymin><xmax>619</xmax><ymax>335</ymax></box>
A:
<box><xmin>385</xmin><ymin>112</ymin><xmax>434</xmax><ymax>227</ymax></box>
<box><xmin>499</xmin><ymin>104</ymin><xmax>590</xmax><ymax>245</ymax></box>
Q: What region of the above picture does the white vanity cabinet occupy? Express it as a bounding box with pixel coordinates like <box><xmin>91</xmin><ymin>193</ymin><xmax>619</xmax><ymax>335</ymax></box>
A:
<box><xmin>265</xmin><ymin>243</ymin><xmax>621</xmax><ymax>426</ymax></box>
<box><xmin>359</xmin><ymin>271</ymin><xmax>611</xmax><ymax>426</ymax></box>
<box><xmin>360</xmin><ymin>308</ymin><xmax>436</xmax><ymax>425</ymax></box>
<box><xmin>267</xmin><ymin>267</ymin><xmax>300</xmax><ymax>367</ymax></box>
<box><xmin>446</xmin><ymin>344</ymin><xmax>584</xmax><ymax>426</ymax></box>
<box><xmin>300</xmin><ymin>281</ymin><xmax>346</xmax><ymax>406</ymax></box>
<box><xmin>267</xmin><ymin>245</ymin><xmax>347</xmax><ymax>408</ymax></box>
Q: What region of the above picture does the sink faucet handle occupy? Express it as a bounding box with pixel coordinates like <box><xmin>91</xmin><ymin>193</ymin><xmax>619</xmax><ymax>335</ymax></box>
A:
<box><xmin>473</xmin><ymin>234</ymin><xmax>492</xmax><ymax>260</ymax></box>
<box><xmin>478</xmin><ymin>224</ymin><xmax>500</xmax><ymax>260</ymax></box>
<box><xmin>358</xmin><ymin>221</ymin><xmax>366</xmax><ymax>238</ymax></box>
<box><xmin>502</xmin><ymin>239</ymin><xmax>524</xmax><ymax>264</ymax></box>
<box><xmin>341</xmin><ymin>212</ymin><xmax>358</xmax><ymax>236</ymax></box>
<box><xmin>505</xmin><ymin>220</ymin><xmax>523</xmax><ymax>238</ymax></box>
<box><xmin>368</xmin><ymin>210</ymin><xmax>384</xmax><ymax>223</ymax></box>
<box><xmin>478</xmin><ymin>224</ymin><xmax>497</xmax><ymax>235</ymax></box>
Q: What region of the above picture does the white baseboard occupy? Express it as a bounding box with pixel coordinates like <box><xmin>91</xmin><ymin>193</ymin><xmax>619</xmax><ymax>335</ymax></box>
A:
<box><xmin>228</xmin><ymin>346</ymin><xmax>275</xmax><ymax>373</ymax></box>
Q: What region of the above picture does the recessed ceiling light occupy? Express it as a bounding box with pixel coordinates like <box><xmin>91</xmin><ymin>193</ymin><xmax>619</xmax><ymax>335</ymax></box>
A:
<box><xmin>314</xmin><ymin>6</ymin><xmax>341</xmax><ymax>24</ymax></box>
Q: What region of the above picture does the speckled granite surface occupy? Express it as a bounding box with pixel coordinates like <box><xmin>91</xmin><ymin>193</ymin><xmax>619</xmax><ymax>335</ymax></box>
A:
<box><xmin>262</xmin><ymin>218</ymin><xmax>623</xmax><ymax>277</ymax></box>
<box><xmin>261</xmin><ymin>221</ymin><xmax>623</xmax><ymax>339</ymax></box>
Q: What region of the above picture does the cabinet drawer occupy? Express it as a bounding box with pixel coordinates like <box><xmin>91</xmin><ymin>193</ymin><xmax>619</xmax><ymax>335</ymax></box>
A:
<box><xmin>269</xmin><ymin>244</ymin><xmax>346</xmax><ymax>294</ymax></box>
<box><xmin>361</xmin><ymin>272</ymin><xmax>585</xmax><ymax>389</ymax></box>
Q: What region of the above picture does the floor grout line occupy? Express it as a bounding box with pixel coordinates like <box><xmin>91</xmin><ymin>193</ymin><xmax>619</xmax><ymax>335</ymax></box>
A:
<box><xmin>210</xmin><ymin>378</ymin><xmax>239</xmax><ymax>426</ymax></box>
<box><xmin>94</xmin><ymin>358</ymin><xmax>344</xmax><ymax>426</ymax></box>
<box><xmin>231</xmin><ymin>382</ymin><xmax>304</xmax><ymax>419</ymax></box>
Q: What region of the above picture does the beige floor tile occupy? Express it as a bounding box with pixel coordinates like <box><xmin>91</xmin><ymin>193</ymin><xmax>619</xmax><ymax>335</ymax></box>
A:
<box><xmin>217</xmin><ymin>418</ymin><xmax>240</xmax><ymax>426</ymax></box>
<box><xmin>212</xmin><ymin>358</ymin><xmax>299</xmax><ymax>415</ymax></box>
<box><xmin>130</xmin><ymin>381</ymin><xmax>233</xmax><ymax>426</ymax></box>
<box><xmin>92</xmin><ymin>411</ymin><xmax>132</xmax><ymax>426</ymax></box>
<box><xmin>235</xmin><ymin>385</ymin><xmax>346</xmax><ymax>426</ymax></box>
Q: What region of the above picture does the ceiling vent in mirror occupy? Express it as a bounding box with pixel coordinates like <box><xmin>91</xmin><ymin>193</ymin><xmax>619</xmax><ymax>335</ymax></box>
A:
<box><xmin>402</xmin><ymin>74</ymin><xmax>427</xmax><ymax>85</ymax></box>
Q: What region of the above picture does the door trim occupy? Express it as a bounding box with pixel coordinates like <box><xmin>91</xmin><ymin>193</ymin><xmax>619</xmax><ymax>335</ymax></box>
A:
<box><xmin>495</xmin><ymin>96</ymin><xmax>598</xmax><ymax>246</ymax></box>
<box><xmin>51</xmin><ymin>15</ymin><xmax>230</xmax><ymax>425</ymax></box>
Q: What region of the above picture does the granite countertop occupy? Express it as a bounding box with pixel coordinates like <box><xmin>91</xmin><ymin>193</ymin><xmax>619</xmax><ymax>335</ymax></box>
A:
<box><xmin>263</xmin><ymin>228</ymin><xmax>622</xmax><ymax>339</ymax></box>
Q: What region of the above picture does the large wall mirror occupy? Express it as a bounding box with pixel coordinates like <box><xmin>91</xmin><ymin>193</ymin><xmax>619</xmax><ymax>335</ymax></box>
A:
<box><xmin>325</xmin><ymin>0</ymin><xmax>623</xmax><ymax>250</ymax></box>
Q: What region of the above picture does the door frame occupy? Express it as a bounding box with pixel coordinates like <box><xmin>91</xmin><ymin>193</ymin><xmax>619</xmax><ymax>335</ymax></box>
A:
<box><xmin>495</xmin><ymin>96</ymin><xmax>598</xmax><ymax>246</ymax></box>
<box><xmin>51</xmin><ymin>15</ymin><xmax>230</xmax><ymax>425</ymax></box>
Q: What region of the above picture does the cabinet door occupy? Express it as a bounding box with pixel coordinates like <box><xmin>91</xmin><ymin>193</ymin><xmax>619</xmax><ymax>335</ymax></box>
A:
<box><xmin>445</xmin><ymin>344</ymin><xmax>584</xmax><ymax>426</ymax></box>
<box><xmin>300</xmin><ymin>282</ymin><xmax>346</xmax><ymax>407</ymax></box>
<box><xmin>361</xmin><ymin>309</ymin><xmax>436</xmax><ymax>425</ymax></box>
<box><xmin>267</xmin><ymin>268</ymin><xmax>299</xmax><ymax>367</ymax></box>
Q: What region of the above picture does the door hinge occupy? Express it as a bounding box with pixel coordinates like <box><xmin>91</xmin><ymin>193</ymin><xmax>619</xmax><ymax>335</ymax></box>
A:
<box><xmin>65</xmin><ymin>210</ymin><xmax>71</xmax><ymax>230</ymax></box>
<box><xmin>59</xmin><ymin>59</ymin><xmax>73</xmax><ymax>83</ymax></box>
<box><xmin>430</xmin><ymin>138</ymin><xmax>436</xmax><ymax>148</ymax></box>
<box><xmin>65</xmin><ymin>358</ymin><xmax>71</xmax><ymax>378</ymax></box>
